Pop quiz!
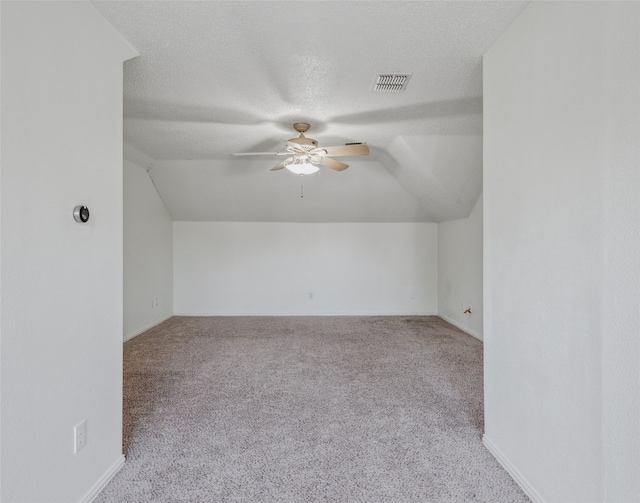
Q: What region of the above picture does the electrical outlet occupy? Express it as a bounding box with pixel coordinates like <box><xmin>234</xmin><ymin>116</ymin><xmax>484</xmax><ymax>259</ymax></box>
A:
<box><xmin>74</xmin><ymin>419</ymin><xmax>87</xmax><ymax>453</ymax></box>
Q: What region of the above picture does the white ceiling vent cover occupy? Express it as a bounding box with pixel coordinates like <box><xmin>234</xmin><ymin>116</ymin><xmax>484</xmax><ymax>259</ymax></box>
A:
<box><xmin>372</xmin><ymin>73</ymin><xmax>412</xmax><ymax>92</ymax></box>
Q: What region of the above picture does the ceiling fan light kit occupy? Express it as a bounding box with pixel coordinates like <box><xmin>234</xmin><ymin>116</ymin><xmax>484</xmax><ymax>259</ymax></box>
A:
<box><xmin>284</xmin><ymin>157</ymin><xmax>319</xmax><ymax>175</ymax></box>
<box><xmin>232</xmin><ymin>122</ymin><xmax>370</xmax><ymax>174</ymax></box>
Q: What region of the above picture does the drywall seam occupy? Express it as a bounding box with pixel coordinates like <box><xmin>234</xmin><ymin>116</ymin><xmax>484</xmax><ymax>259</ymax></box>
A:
<box><xmin>123</xmin><ymin>315</ymin><xmax>173</xmax><ymax>343</ymax></box>
<box><xmin>483</xmin><ymin>436</ymin><xmax>546</xmax><ymax>503</ymax></box>
<box><xmin>437</xmin><ymin>314</ymin><xmax>482</xmax><ymax>341</ymax></box>
<box><xmin>77</xmin><ymin>455</ymin><xmax>125</xmax><ymax>503</ymax></box>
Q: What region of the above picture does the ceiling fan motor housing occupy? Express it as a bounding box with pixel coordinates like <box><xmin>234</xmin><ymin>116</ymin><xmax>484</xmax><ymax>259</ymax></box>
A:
<box><xmin>289</xmin><ymin>122</ymin><xmax>318</xmax><ymax>151</ymax></box>
<box><xmin>290</xmin><ymin>123</ymin><xmax>318</xmax><ymax>150</ymax></box>
<box><xmin>289</xmin><ymin>136</ymin><xmax>318</xmax><ymax>150</ymax></box>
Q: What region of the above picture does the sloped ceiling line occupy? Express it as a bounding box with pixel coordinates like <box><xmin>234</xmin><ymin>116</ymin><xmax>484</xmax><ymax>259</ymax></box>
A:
<box><xmin>381</xmin><ymin>135</ymin><xmax>483</xmax><ymax>222</ymax></box>
<box><xmin>93</xmin><ymin>0</ymin><xmax>528</xmax><ymax>222</ymax></box>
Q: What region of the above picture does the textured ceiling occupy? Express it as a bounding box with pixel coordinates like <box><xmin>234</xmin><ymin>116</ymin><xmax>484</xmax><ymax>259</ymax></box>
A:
<box><xmin>93</xmin><ymin>0</ymin><xmax>529</xmax><ymax>222</ymax></box>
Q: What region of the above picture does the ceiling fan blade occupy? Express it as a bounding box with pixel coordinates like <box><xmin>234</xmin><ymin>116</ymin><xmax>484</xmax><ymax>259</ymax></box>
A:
<box><xmin>319</xmin><ymin>156</ymin><xmax>349</xmax><ymax>171</ymax></box>
<box><xmin>315</xmin><ymin>144</ymin><xmax>370</xmax><ymax>157</ymax></box>
<box><xmin>232</xmin><ymin>152</ymin><xmax>290</xmax><ymax>156</ymax></box>
<box><xmin>271</xmin><ymin>160</ymin><xmax>287</xmax><ymax>171</ymax></box>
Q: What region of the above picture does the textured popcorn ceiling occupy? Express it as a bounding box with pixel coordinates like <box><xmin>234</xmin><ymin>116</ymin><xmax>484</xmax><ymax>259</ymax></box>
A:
<box><xmin>93</xmin><ymin>0</ymin><xmax>529</xmax><ymax>222</ymax></box>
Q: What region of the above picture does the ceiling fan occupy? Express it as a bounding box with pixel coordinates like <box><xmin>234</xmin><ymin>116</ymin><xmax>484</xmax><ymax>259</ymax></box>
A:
<box><xmin>232</xmin><ymin>123</ymin><xmax>369</xmax><ymax>174</ymax></box>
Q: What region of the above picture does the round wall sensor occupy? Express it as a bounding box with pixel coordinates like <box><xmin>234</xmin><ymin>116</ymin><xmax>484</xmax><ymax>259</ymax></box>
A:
<box><xmin>73</xmin><ymin>206</ymin><xmax>90</xmax><ymax>223</ymax></box>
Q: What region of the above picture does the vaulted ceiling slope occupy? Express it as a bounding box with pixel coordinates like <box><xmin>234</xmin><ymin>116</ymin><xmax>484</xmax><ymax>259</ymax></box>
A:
<box><xmin>94</xmin><ymin>1</ymin><xmax>529</xmax><ymax>223</ymax></box>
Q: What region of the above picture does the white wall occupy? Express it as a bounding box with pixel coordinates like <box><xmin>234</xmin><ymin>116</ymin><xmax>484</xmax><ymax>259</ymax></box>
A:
<box><xmin>438</xmin><ymin>194</ymin><xmax>483</xmax><ymax>339</ymax></box>
<box><xmin>124</xmin><ymin>145</ymin><xmax>173</xmax><ymax>341</ymax></box>
<box><xmin>483</xmin><ymin>2</ymin><xmax>640</xmax><ymax>503</ymax></box>
<box><xmin>0</xmin><ymin>2</ymin><xmax>136</xmax><ymax>502</ymax></box>
<box><xmin>598</xmin><ymin>5</ymin><xmax>640</xmax><ymax>501</ymax></box>
<box><xmin>174</xmin><ymin>222</ymin><xmax>438</xmax><ymax>315</ymax></box>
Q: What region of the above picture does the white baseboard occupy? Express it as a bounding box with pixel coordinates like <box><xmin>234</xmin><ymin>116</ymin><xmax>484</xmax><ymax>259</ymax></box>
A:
<box><xmin>79</xmin><ymin>454</ymin><xmax>125</xmax><ymax>503</ymax></box>
<box><xmin>172</xmin><ymin>312</ymin><xmax>440</xmax><ymax>317</ymax></box>
<box><xmin>483</xmin><ymin>435</ymin><xmax>546</xmax><ymax>503</ymax></box>
<box><xmin>438</xmin><ymin>314</ymin><xmax>483</xmax><ymax>341</ymax></box>
<box><xmin>124</xmin><ymin>314</ymin><xmax>173</xmax><ymax>342</ymax></box>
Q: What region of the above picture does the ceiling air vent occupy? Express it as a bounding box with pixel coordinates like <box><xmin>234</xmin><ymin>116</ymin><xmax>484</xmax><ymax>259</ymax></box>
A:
<box><xmin>372</xmin><ymin>73</ymin><xmax>412</xmax><ymax>93</ymax></box>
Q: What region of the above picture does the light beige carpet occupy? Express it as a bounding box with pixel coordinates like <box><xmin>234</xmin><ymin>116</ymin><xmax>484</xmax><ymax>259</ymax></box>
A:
<box><xmin>96</xmin><ymin>316</ymin><xmax>529</xmax><ymax>502</ymax></box>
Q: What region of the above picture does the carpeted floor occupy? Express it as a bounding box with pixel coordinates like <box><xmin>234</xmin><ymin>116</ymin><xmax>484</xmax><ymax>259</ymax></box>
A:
<box><xmin>96</xmin><ymin>316</ymin><xmax>529</xmax><ymax>502</ymax></box>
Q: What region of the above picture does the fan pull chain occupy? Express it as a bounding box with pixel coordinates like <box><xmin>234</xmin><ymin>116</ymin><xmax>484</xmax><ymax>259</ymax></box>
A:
<box><xmin>300</xmin><ymin>175</ymin><xmax>304</xmax><ymax>198</ymax></box>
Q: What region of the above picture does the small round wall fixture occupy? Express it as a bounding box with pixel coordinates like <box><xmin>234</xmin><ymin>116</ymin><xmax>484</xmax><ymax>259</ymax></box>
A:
<box><xmin>73</xmin><ymin>205</ymin><xmax>90</xmax><ymax>223</ymax></box>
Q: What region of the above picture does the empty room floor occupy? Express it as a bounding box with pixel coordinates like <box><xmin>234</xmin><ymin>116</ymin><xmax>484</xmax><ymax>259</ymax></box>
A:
<box><xmin>96</xmin><ymin>316</ymin><xmax>529</xmax><ymax>502</ymax></box>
